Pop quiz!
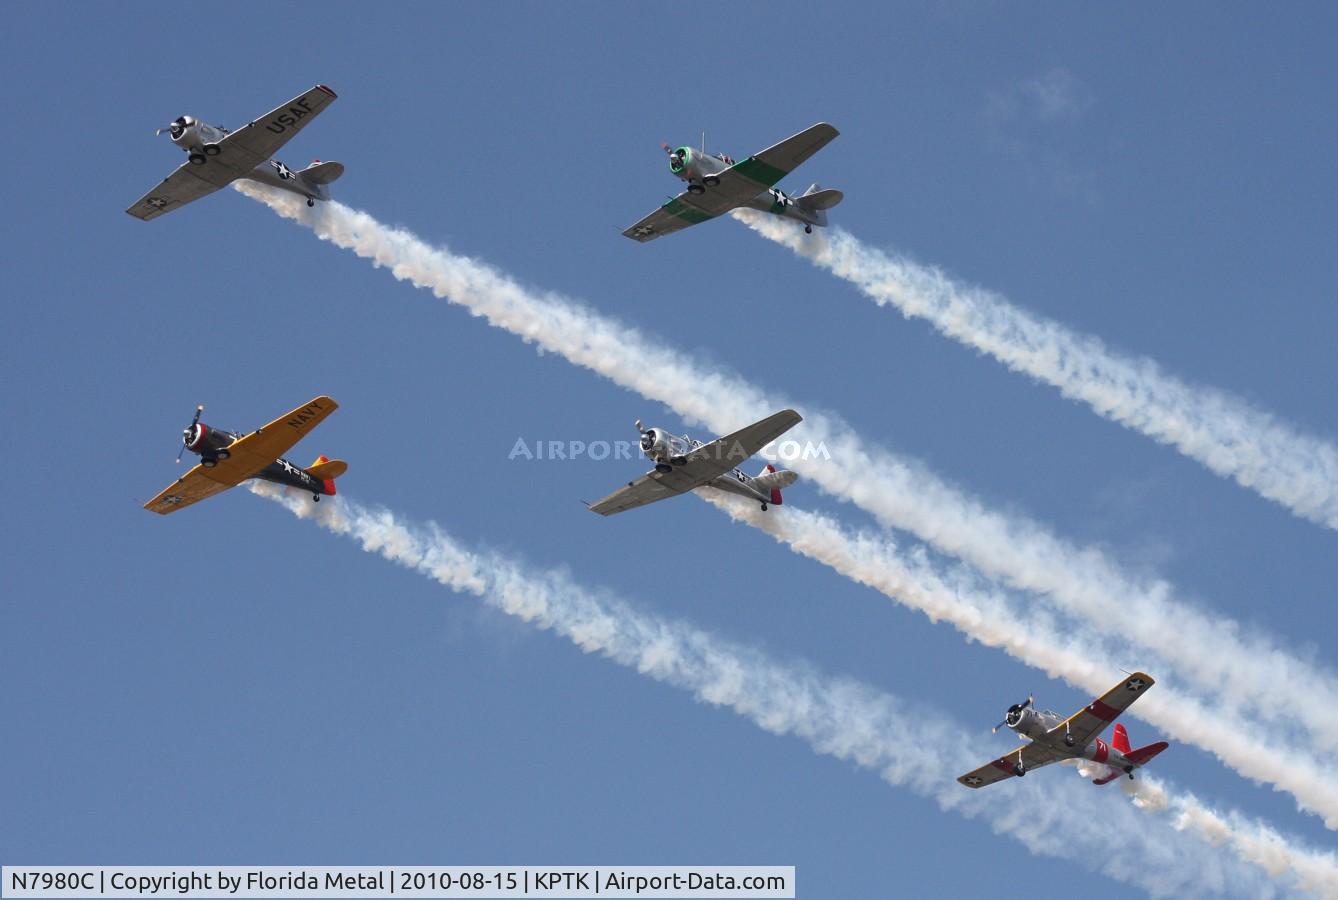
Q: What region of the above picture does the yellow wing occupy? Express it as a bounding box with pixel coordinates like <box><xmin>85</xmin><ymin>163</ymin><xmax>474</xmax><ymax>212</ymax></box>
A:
<box><xmin>206</xmin><ymin>396</ymin><xmax>339</xmax><ymax>486</ymax></box>
<box><xmin>1050</xmin><ymin>672</ymin><xmax>1156</xmax><ymax>749</ymax></box>
<box><xmin>144</xmin><ymin>465</ymin><xmax>235</xmax><ymax>515</ymax></box>
<box><xmin>957</xmin><ymin>741</ymin><xmax>1065</xmax><ymax>789</ymax></box>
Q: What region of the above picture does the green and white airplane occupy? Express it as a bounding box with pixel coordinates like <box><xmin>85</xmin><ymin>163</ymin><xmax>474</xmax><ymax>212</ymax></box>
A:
<box><xmin>622</xmin><ymin>123</ymin><xmax>844</xmax><ymax>242</ymax></box>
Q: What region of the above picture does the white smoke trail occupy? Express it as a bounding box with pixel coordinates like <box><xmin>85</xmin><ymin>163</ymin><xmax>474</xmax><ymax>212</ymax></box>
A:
<box><xmin>699</xmin><ymin>491</ymin><xmax>1338</xmax><ymax>829</ymax></box>
<box><xmin>234</xmin><ymin>183</ymin><xmax>1338</xmax><ymax>817</ymax></box>
<box><xmin>733</xmin><ymin>209</ymin><xmax>1338</xmax><ymax>531</ymax></box>
<box><xmin>1075</xmin><ymin>764</ymin><xmax>1338</xmax><ymax>896</ymax></box>
<box><xmin>252</xmin><ymin>484</ymin><xmax>1335</xmax><ymax>897</ymax></box>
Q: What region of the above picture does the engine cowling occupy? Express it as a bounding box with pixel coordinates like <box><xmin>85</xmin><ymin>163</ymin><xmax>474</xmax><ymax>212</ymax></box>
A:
<box><xmin>668</xmin><ymin>146</ymin><xmax>692</xmax><ymax>176</ymax></box>
<box><xmin>183</xmin><ymin>421</ymin><xmax>235</xmax><ymax>458</ymax></box>
<box><xmin>168</xmin><ymin>115</ymin><xmax>199</xmax><ymax>145</ymax></box>
<box><xmin>167</xmin><ymin>115</ymin><xmax>225</xmax><ymax>151</ymax></box>
<box><xmin>1005</xmin><ymin>705</ymin><xmax>1042</xmax><ymax>738</ymax></box>
<box><xmin>641</xmin><ymin>427</ymin><xmax>668</xmax><ymax>461</ymax></box>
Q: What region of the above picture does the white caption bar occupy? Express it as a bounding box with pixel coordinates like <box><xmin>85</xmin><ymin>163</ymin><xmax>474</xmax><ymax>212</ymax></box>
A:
<box><xmin>2</xmin><ymin>867</ymin><xmax>794</xmax><ymax>899</ymax></box>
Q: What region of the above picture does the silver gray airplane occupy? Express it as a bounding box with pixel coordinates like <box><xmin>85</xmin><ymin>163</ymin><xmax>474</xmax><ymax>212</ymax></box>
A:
<box><xmin>957</xmin><ymin>672</ymin><xmax>1169</xmax><ymax>790</ymax></box>
<box><xmin>623</xmin><ymin>123</ymin><xmax>843</xmax><ymax>242</ymax></box>
<box><xmin>588</xmin><ymin>410</ymin><xmax>802</xmax><ymax>515</ymax></box>
<box><xmin>127</xmin><ymin>84</ymin><xmax>343</xmax><ymax>221</ymax></box>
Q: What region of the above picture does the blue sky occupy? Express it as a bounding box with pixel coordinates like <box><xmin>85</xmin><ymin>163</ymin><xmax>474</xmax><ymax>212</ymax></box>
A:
<box><xmin>3</xmin><ymin>4</ymin><xmax>1336</xmax><ymax>896</ymax></box>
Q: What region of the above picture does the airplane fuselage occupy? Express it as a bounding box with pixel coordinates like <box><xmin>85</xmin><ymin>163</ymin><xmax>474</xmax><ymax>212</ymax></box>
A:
<box><xmin>640</xmin><ymin>427</ymin><xmax>781</xmax><ymax>508</ymax></box>
<box><xmin>183</xmin><ymin>421</ymin><xmax>333</xmax><ymax>497</ymax></box>
<box><xmin>1005</xmin><ymin>706</ymin><xmax>1139</xmax><ymax>780</ymax></box>
<box><xmin>667</xmin><ymin>146</ymin><xmax>824</xmax><ymax>228</ymax></box>
<box><xmin>166</xmin><ymin>115</ymin><xmax>329</xmax><ymax>203</ymax></box>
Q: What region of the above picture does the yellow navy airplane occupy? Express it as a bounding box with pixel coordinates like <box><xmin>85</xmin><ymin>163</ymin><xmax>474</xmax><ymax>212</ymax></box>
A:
<box><xmin>623</xmin><ymin>123</ymin><xmax>843</xmax><ymax>242</ymax></box>
<box><xmin>958</xmin><ymin>673</ymin><xmax>1169</xmax><ymax>789</ymax></box>
<box><xmin>144</xmin><ymin>397</ymin><xmax>346</xmax><ymax>515</ymax></box>
<box><xmin>127</xmin><ymin>84</ymin><xmax>342</xmax><ymax>221</ymax></box>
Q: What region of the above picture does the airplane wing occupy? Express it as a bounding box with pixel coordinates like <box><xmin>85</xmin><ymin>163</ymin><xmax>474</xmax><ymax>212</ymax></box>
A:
<box><xmin>144</xmin><ymin>465</ymin><xmax>236</xmax><ymax>515</ymax></box>
<box><xmin>126</xmin><ymin>161</ymin><xmax>231</xmax><ymax>221</ymax></box>
<box><xmin>213</xmin><ymin>396</ymin><xmax>339</xmax><ymax>482</ymax></box>
<box><xmin>956</xmin><ymin>740</ymin><xmax>1066</xmax><ymax>789</ymax></box>
<box><xmin>622</xmin><ymin>195</ymin><xmax>717</xmax><ymax>242</ymax></box>
<box><xmin>728</xmin><ymin>122</ymin><xmax>840</xmax><ymax>190</ymax></box>
<box><xmin>142</xmin><ymin>396</ymin><xmax>337</xmax><ymax>515</ymax></box>
<box><xmin>588</xmin><ymin>409</ymin><xmax>802</xmax><ymax>515</ymax></box>
<box><xmin>586</xmin><ymin>471</ymin><xmax>686</xmax><ymax>516</ymax></box>
<box><xmin>690</xmin><ymin>409</ymin><xmax>803</xmax><ymax>470</ymax></box>
<box><xmin>1048</xmin><ymin>672</ymin><xmax>1156</xmax><ymax>750</ymax></box>
<box><xmin>208</xmin><ymin>84</ymin><xmax>339</xmax><ymax>175</ymax></box>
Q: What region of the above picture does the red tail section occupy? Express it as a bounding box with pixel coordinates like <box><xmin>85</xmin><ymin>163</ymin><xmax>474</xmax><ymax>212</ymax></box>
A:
<box><xmin>1112</xmin><ymin>723</ymin><xmax>1131</xmax><ymax>754</ymax></box>
<box><xmin>766</xmin><ymin>464</ymin><xmax>783</xmax><ymax>506</ymax></box>
<box><xmin>1125</xmin><ymin>741</ymin><xmax>1169</xmax><ymax>767</ymax></box>
<box><xmin>1113</xmin><ymin>722</ymin><xmax>1167</xmax><ymax>766</ymax></box>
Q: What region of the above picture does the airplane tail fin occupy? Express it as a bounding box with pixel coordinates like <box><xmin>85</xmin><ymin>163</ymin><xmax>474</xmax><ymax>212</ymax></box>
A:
<box><xmin>1112</xmin><ymin>723</ymin><xmax>1131</xmax><ymax>754</ymax></box>
<box><xmin>754</xmin><ymin>463</ymin><xmax>798</xmax><ymax>506</ymax></box>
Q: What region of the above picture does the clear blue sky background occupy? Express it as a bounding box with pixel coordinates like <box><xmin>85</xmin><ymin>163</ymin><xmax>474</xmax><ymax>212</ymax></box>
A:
<box><xmin>3</xmin><ymin>4</ymin><xmax>1336</xmax><ymax>896</ymax></box>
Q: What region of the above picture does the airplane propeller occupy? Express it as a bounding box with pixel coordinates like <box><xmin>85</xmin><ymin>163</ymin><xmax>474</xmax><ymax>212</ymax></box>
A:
<box><xmin>635</xmin><ymin>419</ymin><xmax>658</xmax><ymax>454</ymax></box>
<box><xmin>156</xmin><ymin>117</ymin><xmax>188</xmax><ymax>139</ymax></box>
<box><xmin>992</xmin><ymin>694</ymin><xmax>1033</xmax><ymax>733</ymax></box>
<box><xmin>177</xmin><ymin>404</ymin><xmax>204</xmax><ymax>463</ymax></box>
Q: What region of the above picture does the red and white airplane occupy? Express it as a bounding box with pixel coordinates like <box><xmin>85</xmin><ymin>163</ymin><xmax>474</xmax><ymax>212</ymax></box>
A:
<box><xmin>958</xmin><ymin>672</ymin><xmax>1169</xmax><ymax>789</ymax></box>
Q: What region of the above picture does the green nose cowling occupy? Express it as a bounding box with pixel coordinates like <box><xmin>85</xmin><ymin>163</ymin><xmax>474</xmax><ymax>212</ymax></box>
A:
<box><xmin>669</xmin><ymin>147</ymin><xmax>690</xmax><ymax>174</ymax></box>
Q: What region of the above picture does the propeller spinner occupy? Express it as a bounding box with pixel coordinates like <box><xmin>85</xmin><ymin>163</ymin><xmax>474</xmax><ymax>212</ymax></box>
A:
<box><xmin>992</xmin><ymin>694</ymin><xmax>1034</xmax><ymax>733</ymax></box>
<box><xmin>177</xmin><ymin>404</ymin><xmax>204</xmax><ymax>463</ymax></box>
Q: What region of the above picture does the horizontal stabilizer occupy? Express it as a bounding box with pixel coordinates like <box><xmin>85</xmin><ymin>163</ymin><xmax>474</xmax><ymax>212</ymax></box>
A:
<box><xmin>308</xmin><ymin>455</ymin><xmax>348</xmax><ymax>480</ymax></box>
<box><xmin>754</xmin><ymin>467</ymin><xmax>798</xmax><ymax>492</ymax></box>
<box><xmin>756</xmin><ymin>463</ymin><xmax>796</xmax><ymax>507</ymax></box>
<box><xmin>796</xmin><ymin>187</ymin><xmax>844</xmax><ymax>211</ymax></box>
<box><xmin>1125</xmin><ymin>741</ymin><xmax>1169</xmax><ymax>767</ymax></box>
<box><xmin>301</xmin><ymin>160</ymin><xmax>345</xmax><ymax>185</ymax></box>
<box><xmin>1091</xmin><ymin>771</ymin><xmax>1122</xmax><ymax>786</ymax></box>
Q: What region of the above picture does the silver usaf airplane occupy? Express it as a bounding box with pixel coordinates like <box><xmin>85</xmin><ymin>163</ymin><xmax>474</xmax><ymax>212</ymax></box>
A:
<box><xmin>957</xmin><ymin>672</ymin><xmax>1169</xmax><ymax>789</ymax></box>
<box><xmin>587</xmin><ymin>410</ymin><xmax>802</xmax><ymax>516</ymax></box>
<box><xmin>127</xmin><ymin>84</ymin><xmax>343</xmax><ymax>221</ymax></box>
<box><xmin>623</xmin><ymin>123</ymin><xmax>843</xmax><ymax>242</ymax></box>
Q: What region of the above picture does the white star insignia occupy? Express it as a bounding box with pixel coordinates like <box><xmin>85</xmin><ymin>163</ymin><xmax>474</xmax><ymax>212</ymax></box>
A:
<box><xmin>1127</xmin><ymin>678</ymin><xmax>1147</xmax><ymax>691</ymax></box>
